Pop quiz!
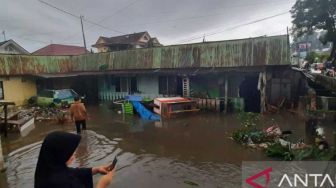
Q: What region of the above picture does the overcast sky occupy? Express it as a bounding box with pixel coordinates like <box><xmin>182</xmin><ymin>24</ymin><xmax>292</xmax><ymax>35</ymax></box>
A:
<box><xmin>0</xmin><ymin>0</ymin><xmax>296</xmax><ymax>52</ymax></box>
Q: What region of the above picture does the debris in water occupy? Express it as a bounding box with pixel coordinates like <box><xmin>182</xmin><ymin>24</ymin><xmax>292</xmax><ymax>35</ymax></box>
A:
<box><xmin>184</xmin><ymin>180</ymin><xmax>199</xmax><ymax>186</ymax></box>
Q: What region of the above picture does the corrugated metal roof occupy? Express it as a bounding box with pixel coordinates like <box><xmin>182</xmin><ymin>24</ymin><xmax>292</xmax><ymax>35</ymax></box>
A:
<box><xmin>35</xmin><ymin>66</ymin><xmax>272</xmax><ymax>78</ymax></box>
<box><xmin>0</xmin><ymin>35</ymin><xmax>289</xmax><ymax>76</ymax></box>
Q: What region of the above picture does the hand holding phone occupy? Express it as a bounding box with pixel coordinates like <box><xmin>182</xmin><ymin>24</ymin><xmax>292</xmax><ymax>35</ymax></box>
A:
<box><xmin>108</xmin><ymin>156</ymin><xmax>118</xmax><ymax>171</ymax></box>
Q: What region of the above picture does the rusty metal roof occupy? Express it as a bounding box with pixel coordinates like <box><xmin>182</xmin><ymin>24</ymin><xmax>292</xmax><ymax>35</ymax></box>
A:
<box><xmin>0</xmin><ymin>35</ymin><xmax>289</xmax><ymax>76</ymax></box>
<box><xmin>35</xmin><ymin>67</ymin><xmax>271</xmax><ymax>78</ymax></box>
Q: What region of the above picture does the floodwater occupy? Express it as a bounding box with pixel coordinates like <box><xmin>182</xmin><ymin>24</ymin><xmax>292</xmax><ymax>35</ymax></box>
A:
<box><xmin>0</xmin><ymin>105</ymin><xmax>335</xmax><ymax>188</ymax></box>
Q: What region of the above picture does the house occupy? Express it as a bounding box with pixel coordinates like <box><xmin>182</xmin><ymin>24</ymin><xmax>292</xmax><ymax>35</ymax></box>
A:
<box><xmin>0</xmin><ymin>35</ymin><xmax>299</xmax><ymax>113</ymax></box>
<box><xmin>0</xmin><ymin>76</ymin><xmax>36</xmax><ymax>106</ymax></box>
<box><xmin>92</xmin><ymin>31</ymin><xmax>162</xmax><ymax>53</ymax></box>
<box><xmin>0</xmin><ymin>40</ymin><xmax>33</xmax><ymax>105</ymax></box>
<box><xmin>32</xmin><ymin>44</ymin><xmax>88</xmax><ymax>56</ymax></box>
<box><xmin>0</xmin><ymin>39</ymin><xmax>29</xmax><ymax>54</ymax></box>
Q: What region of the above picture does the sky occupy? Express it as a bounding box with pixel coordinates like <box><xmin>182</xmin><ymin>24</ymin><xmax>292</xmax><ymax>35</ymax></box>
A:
<box><xmin>0</xmin><ymin>0</ymin><xmax>296</xmax><ymax>52</ymax></box>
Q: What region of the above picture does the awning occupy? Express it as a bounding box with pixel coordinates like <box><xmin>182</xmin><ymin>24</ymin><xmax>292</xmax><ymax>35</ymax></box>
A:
<box><xmin>33</xmin><ymin>67</ymin><xmax>268</xmax><ymax>78</ymax></box>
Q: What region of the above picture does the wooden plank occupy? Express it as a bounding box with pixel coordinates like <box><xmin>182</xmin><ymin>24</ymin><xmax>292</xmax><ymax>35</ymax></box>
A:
<box><xmin>20</xmin><ymin>118</ymin><xmax>35</xmax><ymax>132</ymax></box>
<box><xmin>0</xmin><ymin>111</ymin><xmax>20</xmax><ymax>120</ymax></box>
<box><xmin>169</xmin><ymin>109</ymin><xmax>200</xmax><ymax>114</ymax></box>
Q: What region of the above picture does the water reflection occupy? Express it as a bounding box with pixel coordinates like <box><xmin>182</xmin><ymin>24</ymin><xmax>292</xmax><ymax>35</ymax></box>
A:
<box><xmin>2</xmin><ymin>105</ymin><xmax>334</xmax><ymax>188</ymax></box>
<box><xmin>4</xmin><ymin>130</ymin><xmax>241</xmax><ymax>188</ymax></box>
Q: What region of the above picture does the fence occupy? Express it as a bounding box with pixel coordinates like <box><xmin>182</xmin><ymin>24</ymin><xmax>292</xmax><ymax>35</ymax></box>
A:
<box><xmin>192</xmin><ymin>97</ymin><xmax>244</xmax><ymax>112</ymax></box>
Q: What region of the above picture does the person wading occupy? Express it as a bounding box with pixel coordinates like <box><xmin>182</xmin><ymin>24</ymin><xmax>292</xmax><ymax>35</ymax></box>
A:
<box><xmin>70</xmin><ymin>96</ymin><xmax>87</xmax><ymax>134</ymax></box>
<box><xmin>35</xmin><ymin>131</ymin><xmax>115</xmax><ymax>188</ymax></box>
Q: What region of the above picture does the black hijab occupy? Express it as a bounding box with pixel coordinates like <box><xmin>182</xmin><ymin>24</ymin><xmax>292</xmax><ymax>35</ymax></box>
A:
<box><xmin>34</xmin><ymin>131</ymin><xmax>93</xmax><ymax>188</ymax></box>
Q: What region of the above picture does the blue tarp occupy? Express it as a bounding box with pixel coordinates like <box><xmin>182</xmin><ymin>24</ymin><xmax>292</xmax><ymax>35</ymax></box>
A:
<box><xmin>131</xmin><ymin>101</ymin><xmax>160</xmax><ymax>121</ymax></box>
<box><xmin>125</xmin><ymin>95</ymin><xmax>143</xmax><ymax>101</ymax></box>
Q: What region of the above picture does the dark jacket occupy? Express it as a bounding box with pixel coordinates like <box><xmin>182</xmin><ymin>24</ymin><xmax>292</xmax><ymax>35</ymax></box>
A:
<box><xmin>34</xmin><ymin>131</ymin><xmax>93</xmax><ymax>188</ymax></box>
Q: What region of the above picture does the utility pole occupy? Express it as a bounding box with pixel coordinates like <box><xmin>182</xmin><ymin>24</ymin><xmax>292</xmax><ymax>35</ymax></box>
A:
<box><xmin>80</xmin><ymin>15</ymin><xmax>87</xmax><ymax>53</ymax></box>
<box><xmin>2</xmin><ymin>31</ymin><xmax>6</xmax><ymax>41</ymax></box>
<box><xmin>286</xmin><ymin>27</ymin><xmax>291</xmax><ymax>64</ymax></box>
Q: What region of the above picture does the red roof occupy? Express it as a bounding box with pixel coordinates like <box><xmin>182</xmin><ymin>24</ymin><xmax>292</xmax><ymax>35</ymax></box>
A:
<box><xmin>33</xmin><ymin>44</ymin><xmax>88</xmax><ymax>56</ymax></box>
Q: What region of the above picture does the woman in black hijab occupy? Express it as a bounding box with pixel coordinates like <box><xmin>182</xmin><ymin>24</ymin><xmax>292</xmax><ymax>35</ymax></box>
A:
<box><xmin>35</xmin><ymin>131</ymin><xmax>114</xmax><ymax>188</ymax></box>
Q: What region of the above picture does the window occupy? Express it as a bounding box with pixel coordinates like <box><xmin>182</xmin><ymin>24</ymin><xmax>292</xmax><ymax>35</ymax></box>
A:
<box><xmin>159</xmin><ymin>76</ymin><xmax>177</xmax><ymax>95</ymax></box>
<box><xmin>55</xmin><ymin>90</ymin><xmax>76</xmax><ymax>99</ymax></box>
<box><xmin>0</xmin><ymin>81</ymin><xmax>4</xmax><ymax>100</ymax></box>
<box><xmin>37</xmin><ymin>90</ymin><xmax>54</xmax><ymax>98</ymax></box>
<box><xmin>114</xmin><ymin>77</ymin><xmax>137</xmax><ymax>93</ymax></box>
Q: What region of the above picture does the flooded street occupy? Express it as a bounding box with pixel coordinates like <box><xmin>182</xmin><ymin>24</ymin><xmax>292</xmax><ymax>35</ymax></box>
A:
<box><xmin>0</xmin><ymin>104</ymin><xmax>334</xmax><ymax>188</ymax></box>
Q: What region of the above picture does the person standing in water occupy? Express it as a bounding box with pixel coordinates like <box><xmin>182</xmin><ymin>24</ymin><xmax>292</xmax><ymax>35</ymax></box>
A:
<box><xmin>35</xmin><ymin>131</ymin><xmax>115</xmax><ymax>188</ymax></box>
<box><xmin>70</xmin><ymin>96</ymin><xmax>87</xmax><ymax>134</ymax></box>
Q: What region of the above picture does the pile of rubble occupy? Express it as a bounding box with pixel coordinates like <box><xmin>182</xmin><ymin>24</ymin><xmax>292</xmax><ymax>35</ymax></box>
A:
<box><xmin>232</xmin><ymin>112</ymin><xmax>333</xmax><ymax>161</ymax></box>
<box><xmin>232</xmin><ymin>124</ymin><xmax>334</xmax><ymax>160</ymax></box>
<box><xmin>21</xmin><ymin>107</ymin><xmax>71</xmax><ymax>124</ymax></box>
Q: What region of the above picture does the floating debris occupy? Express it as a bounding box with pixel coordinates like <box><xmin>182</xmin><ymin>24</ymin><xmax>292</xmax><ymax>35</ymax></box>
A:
<box><xmin>183</xmin><ymin>180</ymin><xmax>199</xmax><ymax>186</ymax></box>
<box><xmin>232</xmin><ymin>112</ymin><xmax>333</xmax><ymax>161</ymax></box>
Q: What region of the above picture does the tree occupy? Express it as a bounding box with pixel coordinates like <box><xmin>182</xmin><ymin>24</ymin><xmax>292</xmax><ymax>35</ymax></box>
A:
<box><xmin>291</xmin><ymin>0</ymin><xmax>336</xmax><ymax>64</ymax></box>
<box><xmin>305</xmin><ymin>51</ymin><xmax>317</xmax><ymax>63</ymax></box>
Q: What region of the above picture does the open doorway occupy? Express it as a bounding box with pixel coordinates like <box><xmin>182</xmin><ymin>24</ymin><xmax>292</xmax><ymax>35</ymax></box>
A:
<box><xmin>176</xmin><ymin>77</ymin><xmax>183</xmax><ymax>96</ymax></box>
<box><xmin>239</xmin><ymin>75</ymin><xmax>260</xmax><ymax>113</ymax></box>
<box><xmin>71</xmin><ymin>76</ymin><xmax>99</xmax><ymax>104</ymax></box>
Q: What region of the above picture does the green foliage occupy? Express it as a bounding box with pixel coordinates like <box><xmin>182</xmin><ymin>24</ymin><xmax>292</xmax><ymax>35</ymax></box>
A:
<box><xmin>28</xmin><ymin>96</ymin><xmax>37</xmax><ymax>106</ymax></box>
<box><xmin>292</xmin><ymin>147</ymin><xmax>314</xmax><ymax>160</ymax></box>
<box><xmin>232</xmin><ymin>129</ymin><xmax>251</xmax><ymax>144</ymax></box>
<box><xmin>232</xmin><ymin>128</ymin><xmax>271</xmax><ymax>144</ymax></box>
<box><xmin>293</xmin><ymin>147</ymin><xmax>334</xmax><ymax>161</ymax></box>
<box><xmin>233</xmin><ymin>112</ymin><xmax>268</xmax><ymax>144</ymax></box>
<box><xmin>291</xmin><ymin>0</ymin><xmax>336</xmax><ymax>64</ymax></box>
<box><xmin>305</xmin><ymin>51</ymin><xmax>330</xmax><ymax>63</ymax></box>
<box><xmin>317</xmin><ymin>53</ymin><xmax>331</xmax><ymax>62</ymax></box>
<box><xmin>237</xmin><ymin>112</ymin><xmax>260</xmax><ymax>128</ymax></box>
<box><xmin>266</xmin><ymin>143</ymin><xmax>294</xmax><ymax>161</ymax></box>
<box><xmin>267</xmin><ymin>144</ymin><xmax>335</xmax><ymax>161</ymax></box>
<box><xmin>305</xmin><ymin>52</ymin><xmax>317</xmax><ymax>63</ymax></box>
<box><xmin>99</xmin><ymin>64</ymin><xmax>108</xmax><ymax>71</ymax></box>
<box><xmin>291</xmin><ymin>0</ymin><xmax>336</xmax><ymax>41</ymax></box>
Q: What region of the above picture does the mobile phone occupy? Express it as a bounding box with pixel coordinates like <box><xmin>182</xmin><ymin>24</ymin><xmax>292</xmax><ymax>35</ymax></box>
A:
<box><xmin>108</xmin><ymin>156</ymin><xmax>118</xmax><ymax>171</ymax></box>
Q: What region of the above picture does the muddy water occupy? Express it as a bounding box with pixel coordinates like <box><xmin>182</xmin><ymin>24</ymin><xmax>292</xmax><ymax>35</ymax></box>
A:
<box><xmin>0</xmin><ymin>105</ymin><xmax>333</xmax><ymax>188</ymax></box>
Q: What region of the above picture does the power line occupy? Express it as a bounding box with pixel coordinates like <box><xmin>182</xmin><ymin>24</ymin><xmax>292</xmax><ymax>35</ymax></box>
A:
<box><xmin>91</xmin><ymin>0</ymin><xmax>143</xmax><ymax>26</ymax></box>
<box><xmin>38</xmin><ymin>0</ymin><xmax>79</xmax><ymax>19</ymax></box>
<box><xmin>113</xmin><ymin>0</ymin><xmax>294</xmax><ymax>27</ymax></box>
<box><xmin>82</xmin><ymin>18</ymin><xmax>125</xmax><ymax>34</ymax></box>
<box><xmin>59</xmin><ymin>0</ymin><xmax>144</xmax><ymax>43</ymax></box>
<box><xmin>38</xmin><ymin>0</ymin><xmax>125</xmax><ymax>34</ymax></box>
<box><xmin>61</xmin><ymin>0</ymin><xmax>142</xmax><ymax>41</ymax></box>
<box><xmin>59</xmin><ymin>17</ymin><xmax>126</xmax><ymax>44</ymax></box>
<box><xmin>177</xmin><ymin>11</ymin><xmax>290</xmax><ymax>44</ymax></box>
<box><xmin>131</xmin><ymin>0</ymin><xmax>295</xmax><ymax>18</ymax></box>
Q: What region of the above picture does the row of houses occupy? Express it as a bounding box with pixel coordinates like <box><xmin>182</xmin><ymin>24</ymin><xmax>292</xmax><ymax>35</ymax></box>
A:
<box><xmin>0</xmin><ymin>31</ymin><xmax>160</xmax><ymax>55</ymax></box>
<box><xmin>0</xmin><ymin>34</ymin><xmax>305</xmax><ymax>114</ymax></box>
